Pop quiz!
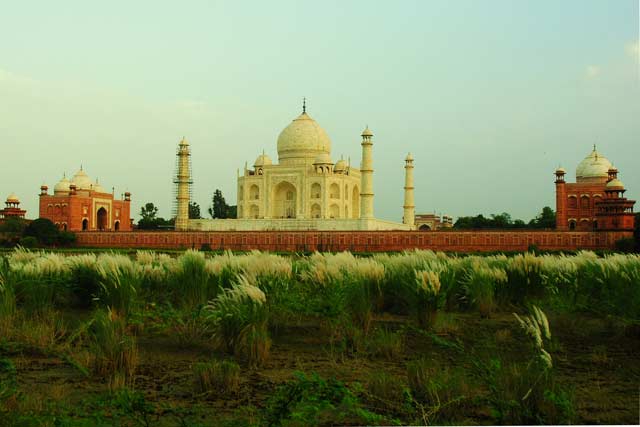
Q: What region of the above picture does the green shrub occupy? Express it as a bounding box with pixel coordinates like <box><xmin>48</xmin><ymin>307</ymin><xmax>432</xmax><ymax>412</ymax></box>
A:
<box><xmin>89</xmin><ymin>309</ymin><xmax>138</xmax><ymax>389</ymax></box>
<box><xmin>95</xmin><ymin>254</ymin><xmax>139</xmax><ymax>317</ymax></box>
<box><xmin>206</xmin><ymin>276</ymin><xmax>271</xmax><ymax>367</ymax></box>
<box><xmin>406</xmin><ymin>359</ymin><xmax>470</xmax><ymax>425</ymax></box>
<box><xmin>193</xmin><ymin>359</ymin><xmax>241</xmax><ymax>394</ymax></box>
<box><xmin>18</xmin><ymin>236</ymin><xmax>38</xmax><ymax>248</ymax></box>
<box><xmin>461</xmin><ymin>262</ymin><xmax>506</xmax><ymax>317</ymax></box>
<box><xmin>265</xmin><ymin>372</ymin><xmax>389</xmax><ymax>427</ymax></box>
<box><xmin>366</xmin><ymin>328</ymin><xmax>403</xmax><ymax>360</ymax></box>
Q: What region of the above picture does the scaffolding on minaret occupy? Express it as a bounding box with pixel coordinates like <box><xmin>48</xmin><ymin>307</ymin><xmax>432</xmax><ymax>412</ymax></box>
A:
<box><xmin>173</xmin><ymin>137</ymin><xmax>193</xmax><ymax>230</ymax></box>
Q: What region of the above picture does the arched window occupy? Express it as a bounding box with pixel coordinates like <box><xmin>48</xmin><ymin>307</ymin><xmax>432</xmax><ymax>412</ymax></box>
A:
<box><xmin>568</xmin><ymin>196</ymin><xmax>577</xmax><ymax>209</ymax></box>
<box><xmin>82</xmin><ymin>218</ymin><xmax>89</xmax><ymax>231</ymax></box>
<box><xmin>311</xmin><ymin>183</ymin><xmax>321</xmax><ymax>199</ymax></box>
<box><xmin>249</xmin><ymin>185</ymin><xmax>260</xmax><ymax>200</ymax></box>
<box><xmin>580</xmin><ymin>195</ymin><xmax>590</xmax><ymax>209</ymax></box>
<box><xmin>569</xmin><ymin>220</ymin><xmax>576</xmax><ymax>231</ymax></box>
<box><xmin>114</xmin><ymin>221</ymin><xmax>120</xmax><ymax>231</ymax></box>
<box><xmin>329</xmin><ymin>183</ymin><xmax>340</xmax><ymax>199</ymax></box>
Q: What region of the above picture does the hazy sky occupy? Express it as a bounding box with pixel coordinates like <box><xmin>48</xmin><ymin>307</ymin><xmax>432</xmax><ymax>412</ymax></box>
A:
<box><xmin>1</xmin><ymin>0</ymin><xmax>639</xmax><ymax>223</ymax></box>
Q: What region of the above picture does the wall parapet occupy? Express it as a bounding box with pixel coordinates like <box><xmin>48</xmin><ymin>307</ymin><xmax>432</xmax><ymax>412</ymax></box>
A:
<box><xmin>74</xmin><ymin>230</ymin><xmax>633</xmax><ymax>252</ymax></box>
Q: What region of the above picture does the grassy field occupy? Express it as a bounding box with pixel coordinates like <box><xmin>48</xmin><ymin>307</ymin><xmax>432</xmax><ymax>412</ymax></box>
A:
<box><xmin>1</xmin><ymin>248</ymin><xmax>638</xmax><ymax>426</ymax></box>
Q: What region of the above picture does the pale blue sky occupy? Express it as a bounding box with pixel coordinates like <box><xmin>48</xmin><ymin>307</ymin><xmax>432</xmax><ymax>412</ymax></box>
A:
<box><xmin>1</xmin><ymin>0</ymin><xmax>638</xmax><ymax>222</ymax></box>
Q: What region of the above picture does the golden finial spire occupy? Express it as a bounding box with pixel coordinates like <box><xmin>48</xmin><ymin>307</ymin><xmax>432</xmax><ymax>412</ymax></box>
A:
<box><xmin>302</xmin><ymin>97</ymin><xmax>306</xmax><ymax>114</ymax></box>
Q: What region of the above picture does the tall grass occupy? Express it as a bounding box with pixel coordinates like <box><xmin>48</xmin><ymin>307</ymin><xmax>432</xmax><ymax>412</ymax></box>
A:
<box><xmin>89</xmin><ymin>309</ymin><xmax>138</xmax><ymax>389</ymax></box>
<box><xmin>205</xmin><ymin>275</ymin><xmax>271</xmax><ymax>367</ymax></box>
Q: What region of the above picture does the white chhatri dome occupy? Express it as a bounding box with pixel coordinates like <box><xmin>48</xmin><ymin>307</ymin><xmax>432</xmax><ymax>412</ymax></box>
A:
<box><xmin>6</xmin><ymin>193</ymin><xmax>19</xmax><ymax>203</ymax></box>
<box><xmin>576</xmin><ymin>146</ymin><xmax>612</xmax><ymax>181</ymax></box>
<box><xmin>606</xmin><ymin>178</ymin><xmax>625</xmax><ymax>189</ymax></box>
<box><xmin>93</xmin><ymin>178</ymin><xmax>106</xmax><ymax>193</ymax></box>
<box><xmin>334</xmin><ymin>158</ymin><xmax>347</xmax><ymax>172</ymax></box>
<box><xmin>71</xmin><ymin>168</ymin><xmax>94</xmax><ymax>190</ymax></box>
<box><xmin>313</xmin><ymin>152</ymin><xmax>333</xmax><ymax>165</ymax></box>
<box><xmin>54</xmin><ymin>175</ymin><xmax>71</xmax><ymax>193</ymax></box>
<box><xmin>254</xmin><ymin>153</ymin><xmax>273</xmax><ymax>167</ymax></box>
<box><xmin>277</xmin><ymin>112</ymin><xmax>332</xmax><ymax>164</ymax></box>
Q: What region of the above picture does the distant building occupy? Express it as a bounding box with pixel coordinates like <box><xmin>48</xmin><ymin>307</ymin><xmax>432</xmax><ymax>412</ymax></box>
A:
<box><xmin>0</xmin><ymin>193</ymin><xmax>27</xmax><ymax>221</ymax></box>
<box><xmin>39</xmin><ymin>167</ymin><xmax>132</xmax><ymax>231</ymax></box>
<box><xmin>415</xmin><ymin>213</ymin><xmax>453</xmax><ymax>231</ymax></box>
<box><xmin>555</xmin><ymin>146</ymin><xmax>635</xmax><ymax>231</ymax></box>
<box><xmin>180</xmin><ymin>102</ymin><xmax>414</xmax><ymax>232</ymax></box>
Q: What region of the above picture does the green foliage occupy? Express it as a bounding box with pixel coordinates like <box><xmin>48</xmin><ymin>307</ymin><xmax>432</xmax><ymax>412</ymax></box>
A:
<box><xmin>95</xmin><ymin>254</ymin><xmax>139</xmax><ymax>317</ymax></box>
<box><xmin>193</xmin><ymin>359</ymin><xmax>241</xmax><ymax>394</ymax></box>
<box><xmin>172</xmin><ymin>249</ymin><xmax>216</xmax><ymax>309</ymax></box>
<box><xmin>89</xmin><ymin>309</ymin><xmax>138</xmax><ymax>389</ymax></box>
<box><xmin>189</xmin><ymin>201</ymin><xmax>202</xmax><ymax>219</ymax></box>
<box><xmin>0</xmin><ymin>217</ymin><xmax>27</xmax><ymax>233</ymax></box>
<box><xmin>461</xmin><ymin>262</ymin><xmax>506</xmax><ymax>317</ymax></box>
<box><xmin>406</xmin><ymin>359</ymin><xmax>470</xmax><ymax>424</ymax></box>
<box><xmin>366</xmin><ymin>327</ymin><xmax>403</xmax><ymax>360</ymax></box>
<box><xmin>206</xmin><ymin>277</ymin><xmax>271</xmax><ymax>366</ymax></box>
<box><xmin>24</xmin><ymin>218</ymin><xmax>59</xmax><ymax>245</ymax></box>
<box><xmin>209</xmin><ymin>189</ymin><xmax>233</xmax><ymax>219</ymax></box>
<box><xmin>265</xmin><ymin>372</ymin><xmax>389</xmax><ymax>427</ymax></box>
<box><xmin>453</xmin><ymin>207</ymin><xmax>555</xmax><ymax>230</ymax></box>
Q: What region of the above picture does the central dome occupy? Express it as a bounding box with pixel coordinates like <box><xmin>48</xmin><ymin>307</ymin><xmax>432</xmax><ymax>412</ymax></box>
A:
<box><xmin>277</xmin><ymin>112</ymin><xmax>331</xmax><ymax>164</ymax></box>
<box><xmin>576</xmin><ymin>147</ymin><xmax>612</xmax><ymax>182</ymax></box>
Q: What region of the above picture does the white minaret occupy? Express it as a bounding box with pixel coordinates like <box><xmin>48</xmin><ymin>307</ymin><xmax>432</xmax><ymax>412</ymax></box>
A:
<box><xmin>175</xmin><ymin>137</ymin><xmax>191</xmax><ymax>231</ymax></box>
<box><xmin>359</xmin><ymin>126</ymin><xmax>374</xmax><ymax>219</ymax></box>
<box><xmin>403</xmin><ymin>153</ymin><xmax>415</xmax><ymax>227</ymax></box>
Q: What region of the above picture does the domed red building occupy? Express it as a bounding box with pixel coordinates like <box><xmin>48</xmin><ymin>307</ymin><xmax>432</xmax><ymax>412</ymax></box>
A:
<box><xmin>555</xmin><ymin>146</ymin><xmax>635</xmax><ymax>231</ymax></box>
<box><xmin>39</xmin><ymin>167</ymin><xmax>132</xmax><ymax>231</ymax></box>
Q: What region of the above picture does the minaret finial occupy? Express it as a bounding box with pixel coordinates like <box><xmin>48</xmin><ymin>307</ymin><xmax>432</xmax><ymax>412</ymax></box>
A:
<box><xmin>593</xmin><ymin>143</ymin><xmax>597</xmax><ymax>151</ymax></box>
<box><xmin>302</xmin><ymin>97</ymin><xmax>306</xmax><ymax>114</ymax></box>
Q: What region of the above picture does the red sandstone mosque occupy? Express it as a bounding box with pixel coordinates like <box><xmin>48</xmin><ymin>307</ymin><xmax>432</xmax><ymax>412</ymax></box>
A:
<box><xmin>555</xmin><ymin>146</ymin><xmax>635</xmax><ymax>231</ymax></box>
<box><xmin>38</xmin><ymin>167</ymin><xmax>132</xmax><ymax>231</ymax></box>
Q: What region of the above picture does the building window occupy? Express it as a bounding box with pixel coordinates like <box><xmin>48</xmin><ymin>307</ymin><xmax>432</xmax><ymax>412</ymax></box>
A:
<box><xmin>580</xmin><ymin>196</ymin><xmax>590</xmax><ymax>209</ymax></box>
<box><xmin>569</xmin><ymin>220</ymin><xmax>576</xmax><ymax>231</ymax></box>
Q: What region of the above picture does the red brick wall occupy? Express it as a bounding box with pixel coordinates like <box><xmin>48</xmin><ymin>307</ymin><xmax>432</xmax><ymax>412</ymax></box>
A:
<box><xmin>74</xmin><ymin>230</ymin><xmax>633</xmax><ymax>252</ymax></box>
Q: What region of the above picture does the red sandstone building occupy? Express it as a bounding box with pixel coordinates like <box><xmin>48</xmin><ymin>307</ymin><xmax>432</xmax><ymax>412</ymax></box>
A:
<box><xmin>555</xmin><ymin>146</ymin><xmax>635</xmax><ymax>231</ymax></box>
<box><xmin>0</xmin><ymin>194</ymin><xmax>27</xmax><ymax>221</ymax></box>
<box><xmin>39</xmin><ymin>168</ymin><xmax>132</xmax><ymax>231</ymax></box>
<box><xmin>415</xmin><ymin>213</ymin><xmax>453</xmax><ymax>231</ymax></box>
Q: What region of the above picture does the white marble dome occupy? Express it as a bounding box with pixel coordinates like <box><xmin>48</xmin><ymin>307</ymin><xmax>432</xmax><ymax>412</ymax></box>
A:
<box><xmin>277</xmin><ymin>112</ymin><xmax>332</xmax><ymax>164</ymax></box>
<box><xmin>576</xmin><ymin>147</ymin><xmax>612</xmax><ymax>181</ymax></box>
<box><xmin>6</xmin><ymin>193</ymin><xmax>19</xmax><ymax>203</ymax></box>
<box><xmin>71</xmin><ymin>168</ymin><xmax>94</xmax><ymax>190</ymax></box>
<box><xmin>254</xmin><ymin>153</ymin><xmax>273</xmax><ymax>167</ymax></box>
<box><xmin>313</xmin><ymin>153</ymin><xmax>333</xmax><ymax>165</ymax></box>
<box><xmin>334</xmin><ymin>158</ymin><xmax>347</xmax><ymax>172</ymax></box>
<box><xmin>54</xmin><ymin>175</ymin><xmax>71</xmax><ymax>193</ymax></box>
<box><xmin>606</xmin><ymin>178</ymin><xmax>625</xmax><ymax>189</ymax></box>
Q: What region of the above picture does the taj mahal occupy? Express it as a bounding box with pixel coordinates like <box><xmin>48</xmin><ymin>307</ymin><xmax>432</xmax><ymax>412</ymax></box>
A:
<box><xmin>175</xmin><ymin>102</ymin><xmax>415</xmax><ymax>231</ymax></box>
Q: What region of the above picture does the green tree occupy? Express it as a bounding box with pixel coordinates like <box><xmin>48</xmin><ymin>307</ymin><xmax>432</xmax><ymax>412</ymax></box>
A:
<box><xmin>24</xmin><ymin>218</ymin><xmax>59</xmax><ymax>245</ymax></box>
<box><xmin>139</xmin><ymin>203</ymin><xmax>158</xmax><ymax>221</ymax></box>
<box><xmin>227</xmin><ymin>205</ymin><xmax>237</xmax><ymax>219</ymax></box>
<box><xmin>138</xmin><ymin>202</ymin><xmax>161</xmax><ymax>229</ymax></box>
<box><xmin>529</xmin><ymin>206</ymin><xmax>556</xmax><ymax>229</ymax></box>
<box><xmin>189</xmin><ymin>202</ymin><xmax>201</xmax><ymax>219</ymax></box>
<box><xmin>209</xmin><ymin>189</ymin><xmax>230</xmax><ymax>219</ymax></box>
<box><xmin>0</xmin><ymin>217</ymin><xmax>27</xmax><ymax>233</ymax></box>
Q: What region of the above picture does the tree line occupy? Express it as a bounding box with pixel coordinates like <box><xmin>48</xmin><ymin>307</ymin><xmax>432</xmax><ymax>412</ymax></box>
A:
<box><xmin>453</xmin><ymin>206</ymin><xmax>556</xmax><ymax>230</ymax></box>
<box><xmin>137</xmin><ymin>189</ymin><xmax>236</xmax><ymax>229</ymax></box>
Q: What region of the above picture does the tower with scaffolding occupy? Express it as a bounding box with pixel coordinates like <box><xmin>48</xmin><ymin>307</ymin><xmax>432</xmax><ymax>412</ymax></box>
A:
<box><xmin>173</xmin><ymin>137</ymin><xmax>192</xmax><ymax>231</ymax></box>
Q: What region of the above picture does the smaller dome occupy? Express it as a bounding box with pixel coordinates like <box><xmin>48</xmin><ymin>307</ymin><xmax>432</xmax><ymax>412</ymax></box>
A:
<box><xmin>93</xmin><ymin>179</ymin><xmax>106</xmax><ymax>193</ymax></box>
<box><xmin>361</xmin><ymin>126</ymin><xmax>373</xmax><ymax>137</ymax></box>
<box><xmin>406</xmin><ymin>152</ymin><xmax>414</xmax><ymax>161</ymax></box>
<box><xmin>54</xmin><ymin>175</ymin><xmax>71</xmax><ymax>193</ymax></box>
<box><xmin>334</xmin><ymin>159</ymin><xmax>347</xmax><ymax>172</ymax></box>
<box><xmin>555</xmin><ymin>167</ymin><xmax>566</xmax><ymax>174</ymax></box>
<box><xmin>72</xmin><ymin>168</ymin><xmax>94</xmax><ymax>190</ymax></box>
<box><xmin>254</xmin><ymin>153</ymin><xmax>273</xmax><ymax>167</ymax></box>
<box><xmin>6</xmin><ymin>193</ymin><xmax>19</xmax><ymax>203</ymax></box>
<box><xmin>313</xmin><ymin>153</ymin><xmax>333</xmax><ymax>165</ymax></box>
<box><xmin>606</xmin><ymin>178</ymin><xmax>625</xmax><ymax>189</ymax></box>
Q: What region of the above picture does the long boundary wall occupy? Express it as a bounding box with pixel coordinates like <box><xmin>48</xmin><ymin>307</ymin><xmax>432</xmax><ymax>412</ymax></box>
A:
<box><xmin>74</xmin><ymin>230</ymin><xmax>633</xmax><ymax>252</ymax></box>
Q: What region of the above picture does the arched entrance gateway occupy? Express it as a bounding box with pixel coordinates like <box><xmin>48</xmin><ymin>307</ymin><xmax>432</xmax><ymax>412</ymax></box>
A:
<box><xmin>272</xmin><ymin>181</ymin><xmax>297</xmax><ymax>218</ymax></box>
<box><xmin>97</xmin><ymin>207</ymin><xmax>108</xmax><ymax>231</ymax></box>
